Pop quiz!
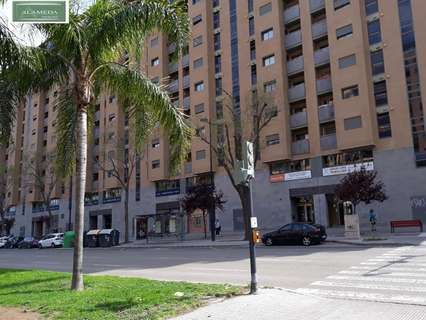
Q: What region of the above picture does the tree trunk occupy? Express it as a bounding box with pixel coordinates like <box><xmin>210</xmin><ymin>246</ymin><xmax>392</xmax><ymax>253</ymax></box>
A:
<box><xmin>238</xmin><ymin>185</ymin><xmax>252</xmax><ymax>241</ymax></box>
<box><xmin>46</xmin><ymin>206</ymin><xmax>52</xmax><ymax>234</ymax></box>
<box><xmin>71</xmin><ymin>107</ymin><xmax>87</xmax><ymax>291</ymax></box>
<box><xmin>124</xmin><ymin>187</ymin><xmax>129</xmax><ymax>243</ymax></box>
<box><xmin>202</xmin><ymin>210</ymin><xmax>207</xmax><ymax>240</ymax></box>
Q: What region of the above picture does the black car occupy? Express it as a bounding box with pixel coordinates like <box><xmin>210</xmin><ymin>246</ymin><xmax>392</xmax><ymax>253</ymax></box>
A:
<box><xmin>17</xmin><ymin>237</ymin><xmax>39</xmax><ymax>249</ymax></box>
<box><xmin>262</xmin><ymin>223</ymin><xmax>325</xmax><ymax>246</ymax></box>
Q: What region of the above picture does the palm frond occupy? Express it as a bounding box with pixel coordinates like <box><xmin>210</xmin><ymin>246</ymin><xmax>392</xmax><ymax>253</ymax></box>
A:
<box><xmin>0</xmin><ymin>76</ymin><xmax>21</xmax><ymax>145</ymax></box>
<box><xmin>99</xmin><ymin>64</ymin><xmax>192</xmax><ymax>174</ymax></box>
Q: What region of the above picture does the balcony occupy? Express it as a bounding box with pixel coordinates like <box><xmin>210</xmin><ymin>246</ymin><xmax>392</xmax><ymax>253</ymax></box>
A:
<box><xmin>288</xmin><ymin>83</ymin><xmax>306</xmax><ymax>102</ymax></box>
<box><xmin>310</xmin><ymin>0</ymin><xmax>325</xmax><ymax>13</ymax></box>
<box><xmin>168</xmin><ymin>43</ymin><xmax>176</xmax><ymax>54</ymax></box>
<box><xmin>318</xmin><ymin>103</ymin><xmax>334</xmax><ymax>123</ymax></box>
<box><xmin>312</xmin><ymin>19</ymin><xmax>328</xmax><ymax>39</ymax></box>
<box><xmin>316</xmin><ymin>77</ymin><xmax>332</xmax><ymax>94</ymax></box>
<box><xmin>168</xmin><ymin>62</ymin><xmax>178</xmax><ymax>74</ymax></box>
<box><xmin>183</xmin><ymin>75</ymin><xmax>190</xmax><ymax>89</ymax></box>
<box><xmin>172</xmin><ymin>100</ymin><xmax>179</xmax><ymax>108</ymax></box>
<box><xmin>183</xmin><ymin>96</ymin><xmax>190</xmax><ymax>110</ymax></box>
<box><xmin>95</xmin><ymin>111</ymin><xmax>100</xmax><ymax>121</ymax></box>
<box><xmin>314</xmin><ymin>47</ymin><xmax>330</xmax><ymax>66</ymax></box>
<box><xmin>285</xmin><ymin>30</ymin><xmax>302</xmax><ymax>49</ymax></box>
<box><xmin>287</xmin><ymin>55</ymin><xmax>304</xmax><ymax>75</ymax></box>
<box><xmin>290</xmin><ymin>111</ymin><xmax>308</xmax><ymax>128</ymax></box>
<box><xmin>184</xmin><ymin>162</ymin><xmax>192</xmax><ymax>174</ymax></box>
<box><xmin>168</xmin><ymin>79</ymin><xmax>179</xmax><ymax>93</ymax></box>
<box><xmin>320</xmin><ymin>134</ymin><xmax>337</xmax><ymax>151</ymax></box>
<box><xmin>292</xmin><ymin>139</ymin><xmax>310</xmax><ymax>155</ymax></box>
<box><xmin>284</xmin><ymin>4</ymin><xmax>300</xmax><ymax>24</ymax></box>
<box><xmin>182</xmin><ymin>55</ymin><xmax>190</xmax><ymax>68</ymax></box>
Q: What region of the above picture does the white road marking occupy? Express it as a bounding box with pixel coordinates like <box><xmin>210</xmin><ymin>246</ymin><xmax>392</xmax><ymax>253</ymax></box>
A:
<box><xmin>339</xmin><ymin>270</ymin><xmax>426</xmax><ymax>278</ymax></box>
<box><xmin>312</xmin><ymin>280</ymin><xmax>426</xmax><ymax>293</ymax></box>
<box><xmin>327</xmin><ymin>275</ymin><xmax>426</xmax><ymax>285</ymax></box>
<box><xmin>350</xmin><ymin>266</ymin><xmax>426</xmax><ymax>272</ymax></box>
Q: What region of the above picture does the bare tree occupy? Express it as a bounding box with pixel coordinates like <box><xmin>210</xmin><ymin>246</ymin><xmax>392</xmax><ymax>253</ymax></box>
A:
<box><xmin>196</xmin><ymin>88</ymin><xmax>277</xmax><ymax>238</ymax></box>
<box><xmin>23</xmin><ymin>152</ymin><xmax>62</xmax><ymax>234</ymax></box>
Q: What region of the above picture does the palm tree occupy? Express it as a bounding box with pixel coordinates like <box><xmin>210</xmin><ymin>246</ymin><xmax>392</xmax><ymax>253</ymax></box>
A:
<box><xmin>1</xmin><ymin>0</ymin><xmax>191</xmax><ymax>291</ymax></box>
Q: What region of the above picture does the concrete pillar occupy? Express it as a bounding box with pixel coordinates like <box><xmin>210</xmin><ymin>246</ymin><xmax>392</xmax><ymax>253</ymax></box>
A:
<box><xmin>97</xmin><ymin>215</ymin><xmax>103</xmax><ymax>229</ymax></box>
<box><xmin>313</xmin><ymin>194</ymin><xmax>329</xmax><ymax>226</ymax></box>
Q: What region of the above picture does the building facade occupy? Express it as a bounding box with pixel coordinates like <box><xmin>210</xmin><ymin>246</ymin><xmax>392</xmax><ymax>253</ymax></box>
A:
<box><xmin>2</xmin><ymin>0</ymin><xmax>426</xmax><ymax>240</ymax></box>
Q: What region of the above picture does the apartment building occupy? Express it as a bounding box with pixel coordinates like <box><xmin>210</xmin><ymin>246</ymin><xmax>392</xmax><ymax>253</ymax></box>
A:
<box><xmin>2</xmin><ymin>0</ymin><xmax>426</xmax><ymax>240</ymax></box>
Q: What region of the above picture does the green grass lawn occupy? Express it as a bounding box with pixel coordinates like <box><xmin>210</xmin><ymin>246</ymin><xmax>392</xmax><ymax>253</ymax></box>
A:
<box><xmin>0</xmin><ymin>269</ymin><xmax>243</xmax><ymax>320</ymax></box>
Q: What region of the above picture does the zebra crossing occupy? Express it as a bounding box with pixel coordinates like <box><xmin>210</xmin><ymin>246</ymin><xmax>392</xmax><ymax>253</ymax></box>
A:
<box><xmin>296</xmin><ymin>243</ymin><xmax>426</xmax><ymax>306</ymax></box>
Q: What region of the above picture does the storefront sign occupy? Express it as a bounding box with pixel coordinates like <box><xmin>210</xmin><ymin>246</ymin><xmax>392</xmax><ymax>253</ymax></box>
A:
<box><xmin>322</xmin><ymin>161</ymin><xmax>374</xmax><ymax>177</ymax></box>
<box><xmin>12</xmin><ymin>0</ymin><xmax>69</xmax><ymax>23</ymax></box>
<box><xmin>270</xmin><ymin>170</ymin><xmax>312</xmax><ymax>183</ymax></box>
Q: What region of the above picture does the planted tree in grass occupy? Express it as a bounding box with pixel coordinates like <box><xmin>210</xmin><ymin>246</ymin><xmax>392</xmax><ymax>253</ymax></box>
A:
<box><xmin>1</xmin><ymin>0</ymin><xmax>191</xmax><ymax>291</ymax></box>
<box><xmin>181</xmin><ymin>184</ymin><xmax>226</xmax><ymax>239</ymax></box>
<box><xmin>335</xmin><ymin>168</ymin><xmax>387</xmax><ymax>215</ymax></box>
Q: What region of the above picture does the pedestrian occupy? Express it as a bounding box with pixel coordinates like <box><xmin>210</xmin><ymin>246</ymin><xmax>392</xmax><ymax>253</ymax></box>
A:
<box><xmin>215</xmin><ymin>218</ymin><xmax>221</xmax><ymax>236</ymax></box>
<box><xmin>369</xmin><ymin>209</ymin><xmax>377</xmax><ymax>232</ymax></box>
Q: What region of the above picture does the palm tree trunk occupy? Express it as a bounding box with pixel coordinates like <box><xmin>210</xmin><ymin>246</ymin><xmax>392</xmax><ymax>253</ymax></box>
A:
<box><xmin>71</xmin><ymin>107</ymin><xmax>87</xmax><ymax>291</ymax></box>
<box><xmin>124</xmin><ymin>187</ymin><xmax>129</xmax><ymax>243</ymax></box>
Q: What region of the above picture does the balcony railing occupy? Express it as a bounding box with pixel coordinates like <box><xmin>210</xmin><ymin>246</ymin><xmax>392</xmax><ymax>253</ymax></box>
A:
<box><xmin>183</xmin><ymin>75</ymin><xmax>190</xmax><ymax>89</ymax></box>
<box><xmin>287</xmin><ymin>55</ymin><xmax>304</xmax><ymax>75</ymax></box>
<box><xmin>168</xmin><ymin>43</ymin><xmax>176</xmax><ymax>54</ymax></box>
<box><xmin>285</xmin><ymin>30</ymin><xmax>302</xmax><ymax>49</ymax></box>
<box><xmin>182</xmin><ymin>55</ymin><xmax>190</xmax><ymax>68</ymax></box>
<box><xmin>292</xmin><ymin>139</ymin><xmax>310</xmax><ymax>155</ymax></box>
<box><xmin>310</xmin><ymin>0</ymin><xmax>325</xmax><ymax>12</ymax></box>
<box><xmin>320</xmin><ymin>134</ymin><xmax>337</xmax><ymax>151</ymax></box>
<box><xmin>312</xmin><ymin>19</ymin><xmax>328</xmax><ymax>39</ymax></box>
<box><xmin>290</xmin><ymin>111</ymin><xmax>308</xmax><ymax>128</ymax></box>
<box><xmin>168</xmin><ymin>80</ymin><xmax>179</xmax><ymax>93</ymax></box>
<box><xmin>183</xmin><ymin>96</ymin><xmax>190</xmax><ymax>110</ymax></box>
<box><xmin>168</xmin><ymin>62</ymin><xmax>178</xmax><ymax>74</ymax></box>
<box><xmin>314</xmin><ymin>47</ymin><xmax>330</xmax><ymax>66</ymax></box>
<box><xmin>318</xmin><ymin>103</ymin><xmax>335</xmax><ymax>123</ymax></box>
<box><xmin>284</xmin><ymin>4</ymin><xmax>300</xmax><ymax>24</ymax></box>
<box><xmin>316</xmin><ymin>78</ymin><xmax>332</xmax><ymax>94</ymax></box>
<box><xmin>288</xmin><ymin>83</ymin><xmax>306</xmax><ymax>102</ymax></box>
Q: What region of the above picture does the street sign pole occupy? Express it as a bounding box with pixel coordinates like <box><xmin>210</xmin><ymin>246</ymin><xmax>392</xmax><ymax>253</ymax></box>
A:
<box><xmin>248</xmin><ymin>177</ymin><xmax>257</xmax><ymax>294</ymax></box>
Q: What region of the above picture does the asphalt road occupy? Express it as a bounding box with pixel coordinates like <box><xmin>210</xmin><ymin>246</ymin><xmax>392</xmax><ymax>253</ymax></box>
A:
<box><xmin>0</xmin><ymin>244</ymin><xmax>395</xmax><ymax>289</ymax></box>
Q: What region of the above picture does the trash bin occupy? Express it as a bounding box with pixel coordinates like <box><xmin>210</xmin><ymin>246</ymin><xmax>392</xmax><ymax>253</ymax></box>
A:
<box><xmin>63</xmin><ymin>231</ymin><xmax>75</xmax><ymax>248</ymax></box>
<box><xmin>99</xmin><ymin>229</ymin><xmax>120</xmax><ymax>247</ymax></box>
<box><xmin>86</xmin><ymin>229</ymin><xmax>101</xmax><ymax>247</ymax></box>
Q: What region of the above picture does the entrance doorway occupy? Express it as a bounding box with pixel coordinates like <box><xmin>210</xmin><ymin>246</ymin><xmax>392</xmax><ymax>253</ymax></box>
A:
<box><xmin>103</xmin><ymin>214</ymin><xmax>112</xmax><ymax>229</ymax></box>
<box><xmin>327</xmin><ymin>195</ymin><xmax>345</xmax><ymax>226</ymax></box>
<box><xmin>135</xmin><ymin>217</ymin><xmax>148</xmax><ymax>240</ymax></box>
<box><xmin>89</xmin><ymin>215</ymin><xmax>98</xmax><ymax>230</ymax></box>
<box><xmin>293</xmin><ymin>196</ymin><xmax>315</xmax><ymax>223</ymax></box>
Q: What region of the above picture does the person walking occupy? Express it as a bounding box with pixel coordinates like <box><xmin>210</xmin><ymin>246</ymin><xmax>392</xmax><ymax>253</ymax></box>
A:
<box><xmin>215</xmin><ymin>219</ymin><xmax>221</xmax><ymax>236</ymax></box>
<box><xmin>369</xmin><ymin>209</ymin><xmax>377</xmax><ymax>232</ymax></box>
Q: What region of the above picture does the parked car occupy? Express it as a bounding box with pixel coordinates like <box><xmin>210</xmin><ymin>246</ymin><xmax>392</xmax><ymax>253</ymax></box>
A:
<box><xmin>0</xmin><ymin>235</ymin><xmax>19</xmax><ymax>248</ymax></box>
<box><xmin>0</xmin><ymin>236</ymin><xmax>10</xmax><ymax>248</ymax></box>
<box><xmin>262</xmin><ymin>223</ymin><xmax>325</xmax><ymax>246</ymax></box>
<box><xmin>311</xmin><ymin>224</ymin><xmax>327</xmax><ymax>241</ymax></box>
<box><xmin>38</xmin><ymin>233</ymin><xmax>64</xmax><ymax>248</ymax></box>
<box><xmin>17</xmin><ymin>237</ymin><xmax>39</xmax><ymax>249</ymax></box>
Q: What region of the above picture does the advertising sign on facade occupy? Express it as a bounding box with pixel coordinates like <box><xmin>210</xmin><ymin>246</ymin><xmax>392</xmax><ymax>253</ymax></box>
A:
<box><xmin>322</xmin><ymin>161</ymin><xmax>374</xmax><ymax>177</ymax></box>
<box><xmin>12</xmin><ymin>0</ymin><xmax>69</xmax><ymax>23</ymax></box>
<box><xmin>270</xmin><ymin>171</ymin><xmax>312</xmax><ymax>183</ymax></box>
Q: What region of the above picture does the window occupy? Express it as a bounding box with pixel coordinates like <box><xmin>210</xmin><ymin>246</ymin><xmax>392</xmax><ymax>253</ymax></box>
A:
<box><xmin>367</xmin><ymin>20</ymin><xmax>382</xmax><ymax>45</ymax></box>
<box><xmin>195</xmin><ymin>81</ymin><xmax>204</xmax><ymax>92</ymax></box>
<box><xmin>192</xmin><ymin>0</ymin><xmax>200</xmax><ymax>4</ymax></box>
<box><xmin>152</xmin><ymin>160</ymin><xmax>160</xmax><ymax>169</ymax></box>
<box><xmin>196</xmin><ymin>150</ymin><xmax>206</xmax><ymax>160</ymax></box>
<box><xmin>336</xmin><ymin>24</ymin><xmax>353</xmax><ymax>39</ymax></box>
<box><xmin>263</xmin><ymin>54</ymin><xmax>275</xmax><ymax>67</ymax></box>
<box><xmin>264</xmin><ymin>80</ymin><xmax>276</xmax><ymax>93</ymax></box>
<box><xmin>251</xmin><ymin>65</ymin><xmax>257</xmax><ymax>86</ymax></box>
<box><xmin>249</xmin><ymin>17</ymin><xmax>255</xmax><ymax>36</ymax></box>
<box><xmin>215</xmin><ymin>55</ymin><xmax>222</xmax><ymax>73</ymax></box>
<box><xmin>248</xmin><ymin>0</ymin><xmax>253</xmax><ymax>13</ymax></box>
<box><xmin>259</xmin><ymin>3</ymin><xmax>272</xmax><ymax>16</ymax></box>
<box><xmin>342</xmin><ymin>85</ymin><xmax>359</xmax><ymax>99</ymax></box>
<box><xmin>213</xmin><ymin>12</ymin><xmax>220</xmax><ymax>29</ymax></box>
<box><xmin>195</xmin><ymin>103</ymin><xmax>204</xmax><ymax>114</ymax></box>
<box><xmin>338</xmin><ymin>54</ymin><xmax>356</xmax><ymax>69</ymax></box>
<box><xmin>194</xmin><ymin>57</ymin><xmax>203</xmax><ymax>69</ymax></box>
<box><xmin>152</xmin><ymin>138</ymin><xmax>160</xmax><ymax>148</ymax></box>
<box><xmin>193</xmin><ymin>35</ymin><xmax>203</xmax><ymax>47</ymax></box>
<box><xmin>155</xmin><ymin>180</ymin><xmax>180</xmax><ymax>196</ymax></box>
<box><xmin>151</xmin><ymin>57</ymin><xmax>160</xmax><ymax>66</ymax></box>
<box><xmin>266</xmin><ymin>134</ymin><xmax>280</xmax><ymax>146</ymax></box>
<box><xmin>214</xmin><ymin>33</ymin><xmax>221</xmax><ymax>50</ymax></box>
<box><xmin>215</xmin><ymin>77</ymin><xmax>222</xmax><ymax>96</ymax></box>
<box><xmin>344</xmin><ymin>116</ymin><xmax>362</xmax><ymax>130</ymax></box>
<box><xmin>213</xmin><ymin>0</ymin><xmax>219</xmax><ymax>8</ymax></box>
<box><xmin>196</xmin><ymin>126</ymin><xmax>206</xmax><ymax>137</ymax></box>
<box><xmin>334</xmin><ymin>0</ymin><xmax>350</xmax><ymax>10</ymax></box>
<box><xmin>193</xmin><ymin>14</ymin><xmax>202</xmax><ymax>26</ymax></box>
<box><xmin>250</xmin><ymin>40</ymin><xmax>256</xmax><ymax>61</ymax></box>
<box><xmin>108</xmin><ymin>113</ymin><xmax>116</xmax><ymax>122</ymax></box>
<box><xmin>377</xmin><ymin>112</ymin><xmax>392</xmax><ymax>138</ymax></box>
<box><xmin>365</xmin><ymin>0</ymin><xmax>379</xmax><ymax>16</ymax></box>
<box><xmin>150</xmin><ymin>37</ymin><xmax>159</xmax><ymax>47</ymax></box>
<box><xmin>374</xmin><ymin>81</ymin><xmax>388</xmax><ymax>106</ymax></box>
<box><xmin>370</xmin><ymin>49</ymin><xmax>385</xmax><ymax>75</ymax></box>
<box><xmin>261</xmin><ymin>28</ymin><xmax>273</xmax><ymax>41</ymax></box>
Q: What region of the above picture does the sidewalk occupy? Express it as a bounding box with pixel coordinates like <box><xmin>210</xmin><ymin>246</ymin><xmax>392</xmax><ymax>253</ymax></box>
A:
<box><xmin>327</xmin><ymin>232</ymin><xmax>426</xmax><ymax>246</ymax></box>
<box><xmin>171</xmin><ymin>288</ymin><xmax>426</xmax><ymax>320</ymax></box>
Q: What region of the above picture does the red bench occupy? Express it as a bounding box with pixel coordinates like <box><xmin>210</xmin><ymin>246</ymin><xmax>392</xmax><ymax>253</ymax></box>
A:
<box><xmin>390</xmin><ymin>220</ymin><xmax>423</xmax><ymax>233</ymax></box>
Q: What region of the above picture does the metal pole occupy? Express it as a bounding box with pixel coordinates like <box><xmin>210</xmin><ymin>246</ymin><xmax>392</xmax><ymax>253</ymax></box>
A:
<box><xmin>248</xmin><ymin>178</ymin><xmax>257</xmax><ymax>294</ymax></box>
<box><xmin>208</xmin><ymin>121</ymin><xmax>216</xmax><ymax>242</ymax></box>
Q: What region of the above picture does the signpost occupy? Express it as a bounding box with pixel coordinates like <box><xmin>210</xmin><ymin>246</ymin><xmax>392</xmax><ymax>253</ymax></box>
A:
<box><xmin>234</xmin><ymin>141</ymin><xmax>258</xmax><ymax>294</ymax></box>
